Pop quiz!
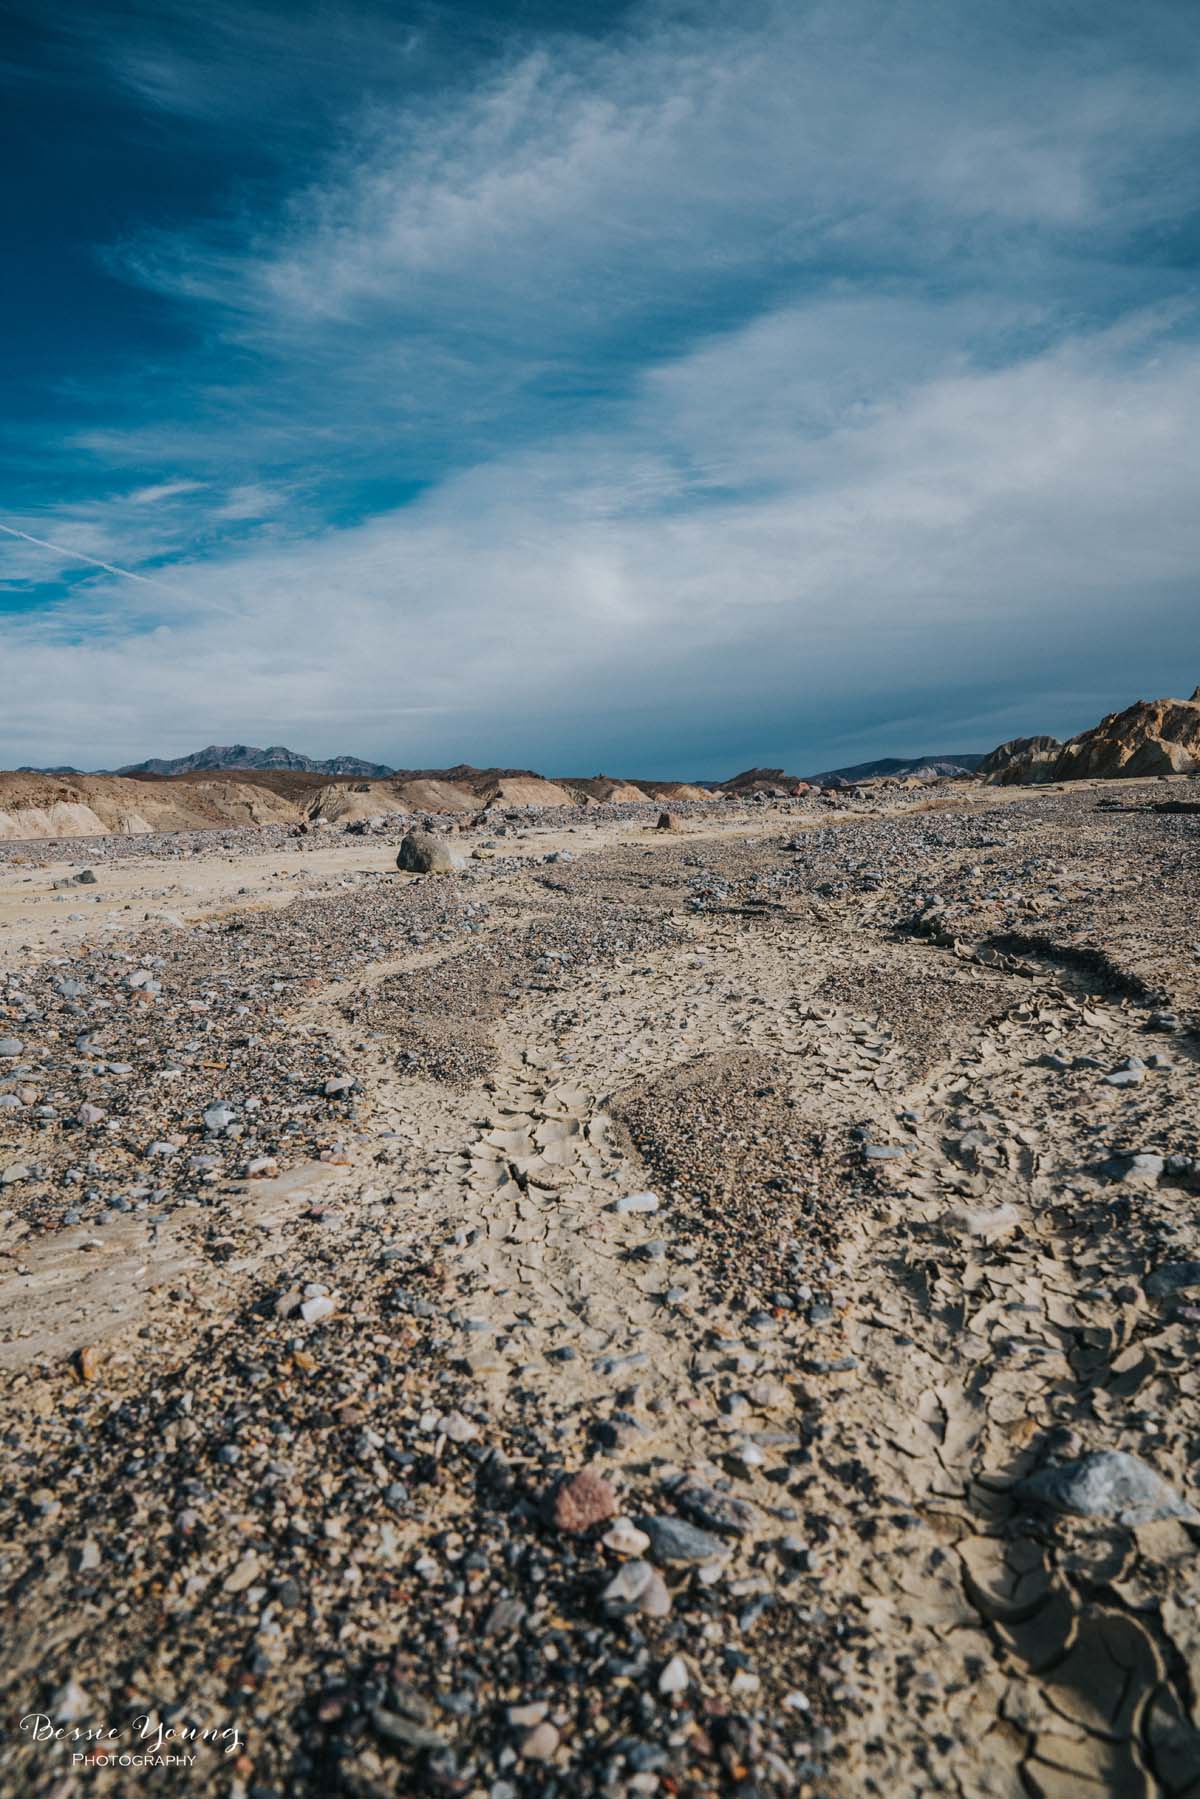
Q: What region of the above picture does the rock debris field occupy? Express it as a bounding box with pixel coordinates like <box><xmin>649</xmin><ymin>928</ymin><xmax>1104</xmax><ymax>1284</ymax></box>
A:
<box><xmin>2</xmin><ymin>779</ymin><xmax>1200</xmax><ymax>1799</ymax></box>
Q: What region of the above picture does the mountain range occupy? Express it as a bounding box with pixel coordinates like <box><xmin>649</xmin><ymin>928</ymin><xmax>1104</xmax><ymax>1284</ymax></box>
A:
<box><xmin>115</xmin><ymin>743</ymin><xmax>395</xmax><ymax>778</ymax></box>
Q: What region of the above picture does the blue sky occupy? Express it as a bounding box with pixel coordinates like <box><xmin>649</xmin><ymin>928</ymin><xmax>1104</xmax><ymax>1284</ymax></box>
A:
<box><xmin>2</xmin><ymin>0</ymin><xmax>1199</xmax><ymax>775</ymax></box>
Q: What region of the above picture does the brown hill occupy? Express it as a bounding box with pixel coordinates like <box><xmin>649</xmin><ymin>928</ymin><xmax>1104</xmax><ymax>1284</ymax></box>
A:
<box><xmin>0</xmin><ymin>773</ymin><xmax>298</xmax><ymax>841</ymax></box>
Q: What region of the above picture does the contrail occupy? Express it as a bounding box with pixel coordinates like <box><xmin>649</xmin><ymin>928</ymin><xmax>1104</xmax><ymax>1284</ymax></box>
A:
<box><xmin>0</xmin><ymin>520</ymin><xmax>177</xmax><ymax>591</ymax></box>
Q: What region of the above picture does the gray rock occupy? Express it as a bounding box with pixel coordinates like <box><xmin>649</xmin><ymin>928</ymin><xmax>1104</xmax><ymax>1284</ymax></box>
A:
<box><xmin>0</xmin><ymin>1039</ymin><xmax>24</xmax><ymax>1058</ymax></box>
<box><xmin>601</xmin><ymin>1559</ymin><xmax>672</xmax><ymax>1617</ymax></box>
<box><xmin>1018</xmin><ymin>1450</ymin><xmax>1197</xmax><ymax>1525</ymax></box>
<box><xmin>638</xmin><ymin>1514</ymin><xmax>729</xmax><ymax>1564</ymax></box>
<box><xmin>674</xmin><ymin>1478</ymin><xmax>761</xmax><ymax>1537</ymax></box>
<box><xmin>396</xmin><ymin>830</ymin><xmax>463</xmax><ymax>874</ymax></box>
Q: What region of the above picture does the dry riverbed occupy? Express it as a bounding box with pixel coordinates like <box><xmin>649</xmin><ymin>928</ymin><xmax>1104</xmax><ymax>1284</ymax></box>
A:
<box><xmin>2</xmin><ymin>782</ymin><xmax>1199</xmax><ymax>1799</ymax></box>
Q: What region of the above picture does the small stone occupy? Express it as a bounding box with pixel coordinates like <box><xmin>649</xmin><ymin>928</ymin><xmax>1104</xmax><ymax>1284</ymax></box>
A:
<box><xmin>507</xmin><ymin>1702</ymin><xmax>549</xmax><ymax>1728</ymax></box>
<box><xmin>520</xmin><ymin>1721</ymin><xmax>560</xmax><ymax>1761</ymax></box>
<box><xmin>658</xmin><ymin>1656</ymin><xmax>689</xmax><ymax>1695</ymax></box>
<box><xmin>551</xmin><ymin>1466</ymin><xmax>617</xmax><ymax>1534</ymax></box>
<box><xmin>0</xmin><ymin>1039</ymin><xmax>24</xmax><ymax>1058</ymax></box>
<box><xmin>674</xmin><ymin>1478</ymin><xmax>761</xmax><ymax>1537</ymax></box>
<box><xmin>603</xmin><ymin>1517</ymin><xmax>651</xmax><ymax>1556</ymax></box>
<box><xmin>601</xmin><ymin>1559</ymin><xmax>671</xmax><ymax>1617</ymax></box>
<box><xmin>613</xmin><ymin>1191</ymin><xmax>660</xmax><ymax>1214</ymax></box>
<box><xmin>638</xmin><ymin>1515</ymin><xmax>729</xmax><ymax>1565</ymax></box>
<box><xmin>224</xmin><ymin>1553</ymin><xmax>261</xmax><ymax>1593</ymax></box>
<box><xmin>442</xmin><ymin>1410</ymin><xmax>478</xmax><ymax>1443</ymax></box>
<box><xmin>300</xmin><ymin>1295</ymin><xmax>336</xmax><ymax>1325</ymax></box>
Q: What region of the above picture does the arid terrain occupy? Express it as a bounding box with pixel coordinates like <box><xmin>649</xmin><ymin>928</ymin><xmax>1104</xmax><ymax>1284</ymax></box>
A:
<box><xmin>2</xmin><ymin>776</ymin><xmax>1199</xmax><ymax>1799</ymax></box>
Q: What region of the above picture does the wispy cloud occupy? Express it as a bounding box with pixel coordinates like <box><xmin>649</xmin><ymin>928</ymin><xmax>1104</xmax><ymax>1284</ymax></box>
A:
<box><xmin>4</xmin><ymin>0</ymin><xmax>1199</xmax><ymax>769</ymax></box>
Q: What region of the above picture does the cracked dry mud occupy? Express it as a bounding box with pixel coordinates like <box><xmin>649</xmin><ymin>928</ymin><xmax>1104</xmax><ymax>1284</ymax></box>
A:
<box><xmin>2</xmin><ymin>781</ymin><xmax>1199</xmax><ymax>1799</ymax></box>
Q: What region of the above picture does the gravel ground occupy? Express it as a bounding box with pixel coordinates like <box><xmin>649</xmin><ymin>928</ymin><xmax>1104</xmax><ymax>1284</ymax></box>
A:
<box><xmin>2</xmin><ymin>778</ymin><xmax>1199</xmax><ymax>1799</ymax></box>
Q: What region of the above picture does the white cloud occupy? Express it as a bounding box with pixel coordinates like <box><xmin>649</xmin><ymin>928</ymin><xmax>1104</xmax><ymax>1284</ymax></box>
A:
<box><xmin>128</xmin><ymin>479</ymin><xmax>205</xmax><ymax>504</ymax></box>
<box><xmin>5</xmin><ymin>304</ymin><xmax>1199</xmax><ymax>770</ymax></box>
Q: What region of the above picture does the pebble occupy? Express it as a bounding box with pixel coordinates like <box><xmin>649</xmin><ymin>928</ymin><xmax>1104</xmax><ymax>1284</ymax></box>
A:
<box><xmin>657</xmin><ymin>1655</ymin><xmax>689</xmax><ymax>1695</ymax></box>
<box><xmin>602</xmin><ymin>1517</ymin><xmax>651</xmax><ymax>1556</ymax></box>
<box><xmin>299</xmin><ymin>1295</ymin><xmax>336</xmax><ymax>1325</ymax></box>
<box><xmin>551</xmin><ymin>1466</ymin><xmax>617</xmax><ymax>1534</ymax></box>
<box><xmin>613</xmin><ymin>1190</ymin><xmax>660</xmax><ymax>1214</ymax></box>
<box><xmin>601</xmin><ymin>1559</ymin><xmax>672</xmax><ymax>1617</ymax></box>
<box><xmin>638</xmin><ymin>1515</ymin><xmax>729</xmax><ymax>1565</ymax></box>
<box><xmin>674</xmin><ymin>1479</ymin><xmax>761</xmax><ymax>1536</ymax></box>
<box><xmin>520</xmin><ymin>1721</ymin><xmax>560</xmax><ymax>1760</ymax></box>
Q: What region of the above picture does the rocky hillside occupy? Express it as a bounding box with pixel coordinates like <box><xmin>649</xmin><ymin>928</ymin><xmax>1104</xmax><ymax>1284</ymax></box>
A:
<box><xmin>977</xmin><ymin>735</ymin><xmax>1063</xmax><ymax>784</ymax></box>
<box><xmin>982</xmin><ymin>690</ymin><xmax>1200</xmax><ymax>784</ymax></box>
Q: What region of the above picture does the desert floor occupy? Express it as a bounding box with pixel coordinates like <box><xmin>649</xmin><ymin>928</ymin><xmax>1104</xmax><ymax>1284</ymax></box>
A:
<box><xmin>2</xmin><ymin>781</ymin><xmax>1199</xmax><ymax>1799</ymax></box>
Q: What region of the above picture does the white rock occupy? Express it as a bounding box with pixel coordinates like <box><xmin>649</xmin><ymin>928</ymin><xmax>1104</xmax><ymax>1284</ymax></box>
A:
<box><xmin>658</xmin><ymin>1655</ymin><xmax>689</xmax><ymax>1695</ymax></box>
<box><xmin>300</xmin><ymin>1295</ymin><xmax>336</xmax><ymax>1325</ymax></box>
<box><xmin>614</xmin><ymin>1191</ymin><xmax>660</xmax><ymax>1214</ymax></box>
<box><xmin>603</xmin><ymin>1517</ymin><xmax>651</xmax><ymax>1556</ymax></box>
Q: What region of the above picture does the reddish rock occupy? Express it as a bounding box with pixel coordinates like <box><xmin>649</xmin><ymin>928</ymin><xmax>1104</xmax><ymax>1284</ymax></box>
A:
<box><xmin>550</xmin><ymin>1466</ymin><xmax>617</xmax><ymax>1534</ymax></box>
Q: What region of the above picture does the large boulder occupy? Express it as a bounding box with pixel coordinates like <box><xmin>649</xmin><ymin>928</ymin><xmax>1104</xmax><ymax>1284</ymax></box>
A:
<box><xmin>396</xmin><ymin>829</ymin><xmax>463</xmax><ymax>874</ymax></box>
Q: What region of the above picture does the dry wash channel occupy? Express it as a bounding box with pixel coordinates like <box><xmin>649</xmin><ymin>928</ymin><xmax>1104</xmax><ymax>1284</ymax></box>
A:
<box><xmin>1</xmin><ymin>782</ymin><xmax>1199</xmax><ymax>1799</ymax></box>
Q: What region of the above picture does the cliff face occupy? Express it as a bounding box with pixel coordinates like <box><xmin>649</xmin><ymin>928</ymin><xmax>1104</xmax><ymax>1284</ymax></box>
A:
<box><xmin>982</xmin><ymin>690</ymin><xmax>1200</xmax><ymax>784</ymax></box>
